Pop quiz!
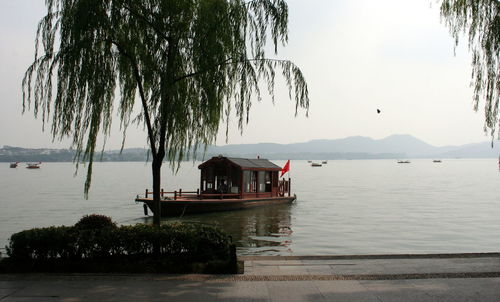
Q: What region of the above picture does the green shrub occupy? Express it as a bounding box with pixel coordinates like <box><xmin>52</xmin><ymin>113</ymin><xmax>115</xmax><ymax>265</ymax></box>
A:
<box><xmin>6</xmin><ymin>226</ymin><xmax>76</xmax><ymax>261</ymax></box>
<box><xmin>74</xmin><ymin>214</ymin><xmax>117</xmax><ymax>230</ymax></box>
<box><xmin>3</xmin><ymin>216</ymin><xmax>236</xmax><ymax>273</ymax></box>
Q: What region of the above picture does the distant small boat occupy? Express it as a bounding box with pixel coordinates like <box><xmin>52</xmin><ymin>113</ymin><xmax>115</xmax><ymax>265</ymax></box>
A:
<box><xmin>9</xmin><ymin>162</ymin><xmax>19</xmax><ymax>168</ymax></box>
<box><xmin>397</xmin><ymin>160</ymin><xmax>411</xmax><ymax>164</ymax></box>
<box><xmin>26</xmin><ymin>162</ymin><xmax>41</xmax><ymax>169</ymax></box>
<box><xmin>307</xmin><ymin>160</ymin><xmax>312</xmax><ymax>163</ymax></box>
<box><xmin>433</xmin><ymin>160</ymin><xmax>442</xmax><ymax>163</ymax></box>
<box><xmin>322</xmin><ymin>161</ymin><xmax>328</xmax><ymax>164</ymax></box>
<box><xmin>311</xmin><ymin>163</ymin><xmax>322</xmax><ymax>167</ymax></box>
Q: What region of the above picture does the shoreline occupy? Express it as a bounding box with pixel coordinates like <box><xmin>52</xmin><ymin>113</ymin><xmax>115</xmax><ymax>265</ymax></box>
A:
<box><xmin>240</xmin><ymin>252</ymin><xmax>500</xmax><ymax>261</ymax></box>
<box><xmin>1</xmin><ymin>252</ymin><xmax>499</xmax><ymax>278</ymax></box>
<box><xmin>2</xmin><ymin>253</ymin><xmax>499</xmax><ymax>301</ymax></box>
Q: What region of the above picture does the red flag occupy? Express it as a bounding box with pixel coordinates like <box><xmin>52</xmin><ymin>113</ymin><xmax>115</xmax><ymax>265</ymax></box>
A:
<box><xmin>280</xmin><ymin>160</ymin><xmax>290</xmax><ymax>177</ymax></box>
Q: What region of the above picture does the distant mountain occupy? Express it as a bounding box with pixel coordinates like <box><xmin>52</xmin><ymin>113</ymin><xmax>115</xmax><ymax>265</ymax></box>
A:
<box><xmin>206</xmin><ymin>135</ymin><xmax>499</xmax><ymax>159</ymax></box>
<box><xmin>435</xmin><ymin>142</ymin><xmax>500</xmax><ymax>158</ymax></box>
<box><xmin>1</xmin><ymin>135</ymin><xmax>499</xmax><ymax>162</ymax></box>
<box><xmin>290</xmin><ymin>134</ymin><xmax>439</xmax><ymax>156</ymax></box>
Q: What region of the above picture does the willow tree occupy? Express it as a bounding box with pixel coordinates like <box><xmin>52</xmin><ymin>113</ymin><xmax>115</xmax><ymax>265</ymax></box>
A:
<box><xmin>22</xmin><ymin>0</ymin><xmax>309</xmax><ymax>226</ymax></box>
<box><xmin>440</xmin><ymin>0</ymin><xmax>499</xmax><ymax>139</ymax></box>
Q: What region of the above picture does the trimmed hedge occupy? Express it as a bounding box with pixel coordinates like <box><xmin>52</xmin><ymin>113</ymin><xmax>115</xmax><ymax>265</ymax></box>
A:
<box><xmin>2</xmin><ymin>217</ymin><xmax>237</xmax><ymax>274</ymax></box>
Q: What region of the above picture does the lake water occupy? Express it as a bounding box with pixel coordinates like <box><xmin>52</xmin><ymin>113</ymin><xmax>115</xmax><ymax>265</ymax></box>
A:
<box><xmin>1</xmin><ymin>159</ymin><xmax>499</xmax><ymax>256</ymax></box>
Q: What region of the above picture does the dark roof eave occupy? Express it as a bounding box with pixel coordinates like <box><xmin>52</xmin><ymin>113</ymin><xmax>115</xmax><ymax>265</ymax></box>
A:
<box><xmin>198</xmin><ymin>156</ymin><xmax>282</xmax><ymax>171</ymax></box>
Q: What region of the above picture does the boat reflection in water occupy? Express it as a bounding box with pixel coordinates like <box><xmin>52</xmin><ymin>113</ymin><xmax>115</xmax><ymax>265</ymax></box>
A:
<box><xmin>144</xmin><ymin>203</ymin><xmax>294</xmax><ymax>255</ymax></box>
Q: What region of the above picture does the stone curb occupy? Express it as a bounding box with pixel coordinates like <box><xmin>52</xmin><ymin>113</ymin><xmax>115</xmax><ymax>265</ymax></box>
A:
<box><xmin>1</xmin><ymin>271</ymin><xmax>500</xmax><ymax>282</ymax></box>
<box><xmin>240</xmin><ymin>252</ymin><xmax>500</xmax><ymax>261</ymax></box>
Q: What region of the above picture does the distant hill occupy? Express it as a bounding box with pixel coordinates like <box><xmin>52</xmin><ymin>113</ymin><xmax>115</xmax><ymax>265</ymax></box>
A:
<box><xmin>436</xmin><ymin>142</ymin><xmax>500</xmax><ymax>158</ymax></box>
<box><xmin>206</xmin><ymin>134</ymin><xmax>499</xmax><ymax>159</ymax></box>
<box><xmin>1</xmin><ymin>135</ymin><xmax>499</xmax><ymax>162</ymax></box>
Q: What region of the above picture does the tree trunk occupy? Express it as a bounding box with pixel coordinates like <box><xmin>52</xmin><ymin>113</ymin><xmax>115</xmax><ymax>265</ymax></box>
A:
<box><xmin>152</xmin><ymin>156</ymin><xmax>163</xmax><ymax>227</ymax></box>
<box><xmin>152</xmin><ymin>40</ymin><xmax>176</xmax><ymax>227</ymax></box>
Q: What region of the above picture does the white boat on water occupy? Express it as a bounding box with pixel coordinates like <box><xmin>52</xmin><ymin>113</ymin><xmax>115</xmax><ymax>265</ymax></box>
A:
<box><xmin>26</xmin><ymin>162</ymin><xmax>41</xmax><ymax>169</ymax></box>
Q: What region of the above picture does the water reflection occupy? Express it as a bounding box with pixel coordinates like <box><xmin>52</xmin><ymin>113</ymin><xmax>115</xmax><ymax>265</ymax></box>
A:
<box><xmin>143</xmin><ymin>203</ymin><xmax>294</xmax><ymax>255</ymax></box>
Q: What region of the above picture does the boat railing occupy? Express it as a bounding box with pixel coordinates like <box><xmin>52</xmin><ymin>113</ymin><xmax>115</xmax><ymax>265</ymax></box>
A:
<box><xmin>144</xmin><ymin>189</ymin><xmax>242</xmax><ymax>200</ymax></box>
<box><xmin>200</xmin><ymin>193</ymin><xmax>241</xmax><ymax>200</ymax></box>
<box><xmin>145</xmin><ymin>189</ymin><xmax>200</xmax><ymax>200</ymax></box>
<box><xmin>278</xmin><ymin>179</ymin><xmax>291</xmax><ymax>197</ymax></box>
<box><xmin>143</xmin><ymin>178</ymin><xmax>292</xmax><ymax>200</ymax></box>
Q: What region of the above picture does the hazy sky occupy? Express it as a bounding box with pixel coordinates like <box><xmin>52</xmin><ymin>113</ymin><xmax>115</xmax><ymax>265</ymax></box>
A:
<box><xmin>0</xmin><ymin>0</ymin><xmax>493</xmax><ymax>149</ymax></box>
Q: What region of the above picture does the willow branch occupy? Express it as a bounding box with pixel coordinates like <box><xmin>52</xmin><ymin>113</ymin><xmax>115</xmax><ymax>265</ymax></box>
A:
<box><xmin>112</xmin><ymin>40</ymin><xmax>158</xmax><ymax>157</ymax></box>
<box><xmin>114</xmin><ymin>0</ymin><xmax>170</xmax><ymax>43</ymax></box>
<box><xmin>174</xmin><ymin>58</ymin><xmax>293</xmax><ymax>82</ymax></box>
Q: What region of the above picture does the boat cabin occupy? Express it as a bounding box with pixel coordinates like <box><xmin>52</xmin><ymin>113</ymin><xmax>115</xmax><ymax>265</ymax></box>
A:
<box><xmin>198</xmin><ymin>156</ymin><xmax>290</xmax><ymax>199</ymax></box>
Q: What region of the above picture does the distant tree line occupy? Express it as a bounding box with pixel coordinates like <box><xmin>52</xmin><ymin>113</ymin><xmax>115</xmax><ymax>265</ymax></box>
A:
<box><xmin>0</xmin><ymin>146</ymin><xmax>406</xmax><ymax>162</ymax></box>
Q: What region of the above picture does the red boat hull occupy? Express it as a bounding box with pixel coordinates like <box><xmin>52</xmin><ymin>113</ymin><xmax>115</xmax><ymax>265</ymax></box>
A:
<box><xmin>136</xmin><ymin>195</ymin><xmax>296</xmax><ymax>217</ymax></box>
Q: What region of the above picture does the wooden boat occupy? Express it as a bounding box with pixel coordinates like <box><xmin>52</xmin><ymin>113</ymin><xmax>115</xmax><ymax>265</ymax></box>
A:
<box><xmin>136</xmin><ymin>156</ymin><xmax>295</xmax><ymax>217</ymax></box>
<box><xmin>26</xmin><ymin>162</ymin><xmax>41</xmax><ymax>169</ymax></box>
<box><xmin>311</xmin><ymin>162</ymin><xmax>322</xmax><ymax>167</ymax></box>
<box><xmin>9</xmin><ymin>162</ymin><xmax>19</xmax><ymax>168</ymax></box>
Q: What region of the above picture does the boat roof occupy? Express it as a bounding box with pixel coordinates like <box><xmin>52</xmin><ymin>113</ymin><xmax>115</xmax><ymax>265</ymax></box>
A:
<box><xmin>199</xmin><ymin>156</ymin><xmax>281</xmax><ymax>171</ymax></box>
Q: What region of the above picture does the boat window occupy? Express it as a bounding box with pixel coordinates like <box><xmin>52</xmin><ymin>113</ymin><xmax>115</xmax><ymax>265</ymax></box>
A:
<box><xmin>243</xmin><ymin>170</ymin><xmax>257</xmax><ymax>193</ymax></box>
<box><xmin>251</xmin><ymin>172</ymin><xmax>257</xmax><ymax>192</ymax></box>
<box><xmin>230</xmin><ymin>168</ymin><xmax>240</xmax><ymax>193</ymax></box>
<box><xmin>258</xmin><ymin>171</ymin><xmax>265</xmax><ymax>192</ymax></box>
<box><xmin>243</xmin><ymin>171</ymin><xmax>251</xmax><ymax>192</ymax></box>
<box><xmin>216</xmin><ymin>177</ymin><xmax>228</xmax><ymax>193</ymax></box>
<box><xmin>272</xmin><ymin>171</ymin><xmax>279</xmax><ymax>188</ymax></box>
<box><xmin>265</xmin><ymin>171</ymin><xmax>272</xmax><ymax>192</ymax></box>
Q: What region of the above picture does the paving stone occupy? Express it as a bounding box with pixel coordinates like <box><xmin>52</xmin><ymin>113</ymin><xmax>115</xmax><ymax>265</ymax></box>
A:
<box><xmin>409</xmin><ymin>278</ymin><xmax>500</xmax><ymax>302</ymax></box>
<box><xmin>359</xmin><ymin>280</ymin><xmax>434</xmax><ymax>302</ymax></box>
<box><xmin>0</xmin><ymin>288</ymin><xmax>19</xmax><ymax>300</ymax></box>
<box><xmin>313</xmin><ymin>280</ymin><xmax>380</xmax><ymax>302</ymax></box>
<box><xmin>266</xmin><ymin>281</ymin><xmax>320</xmax><ymax>302</ymax></box>
<box><xmin>245</xmin><ymin>267</ymin><xmax>282</xmax><ymax>276</ymax></box>
<box><xmin>215</xmin><ymin>281</ymin><xmax>269</xmax><ymax>302</ymax></box>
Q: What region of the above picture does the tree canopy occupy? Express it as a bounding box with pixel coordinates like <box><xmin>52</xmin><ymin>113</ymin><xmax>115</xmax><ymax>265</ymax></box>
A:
<box><xmin>23</xmin><ymin>0</ymin><xmax>309</xmax><ymax>202</ymax></box>
<box><xmin>440</xmin><ymin>0</ymin><xmax>499</xmax><ymax>139</ymax></box>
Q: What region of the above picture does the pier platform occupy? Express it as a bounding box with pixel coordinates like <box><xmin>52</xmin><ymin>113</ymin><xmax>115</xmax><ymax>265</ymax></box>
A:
<box><xmin>1</xmin><ymin>253</ymin><xmax>500</xmax><ymax>301</ymax></box>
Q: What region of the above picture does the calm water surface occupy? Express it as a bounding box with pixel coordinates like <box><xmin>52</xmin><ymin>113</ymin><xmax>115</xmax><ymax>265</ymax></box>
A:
<box><xmin>1</xmin><ymin>159</ymin><xmax>499</xmax><ymax>256</ymax></box>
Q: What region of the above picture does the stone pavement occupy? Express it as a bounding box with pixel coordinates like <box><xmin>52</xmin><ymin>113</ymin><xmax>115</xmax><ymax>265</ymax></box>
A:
<box><xmin>1</xmin><ymin>253</ymin><xmax>500</xmax><ymax>301</ymax></box>
<box><xmin>242</xmin><ymin>253</ymin><xmax>500</xmax><ymax>279</ymax></box>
